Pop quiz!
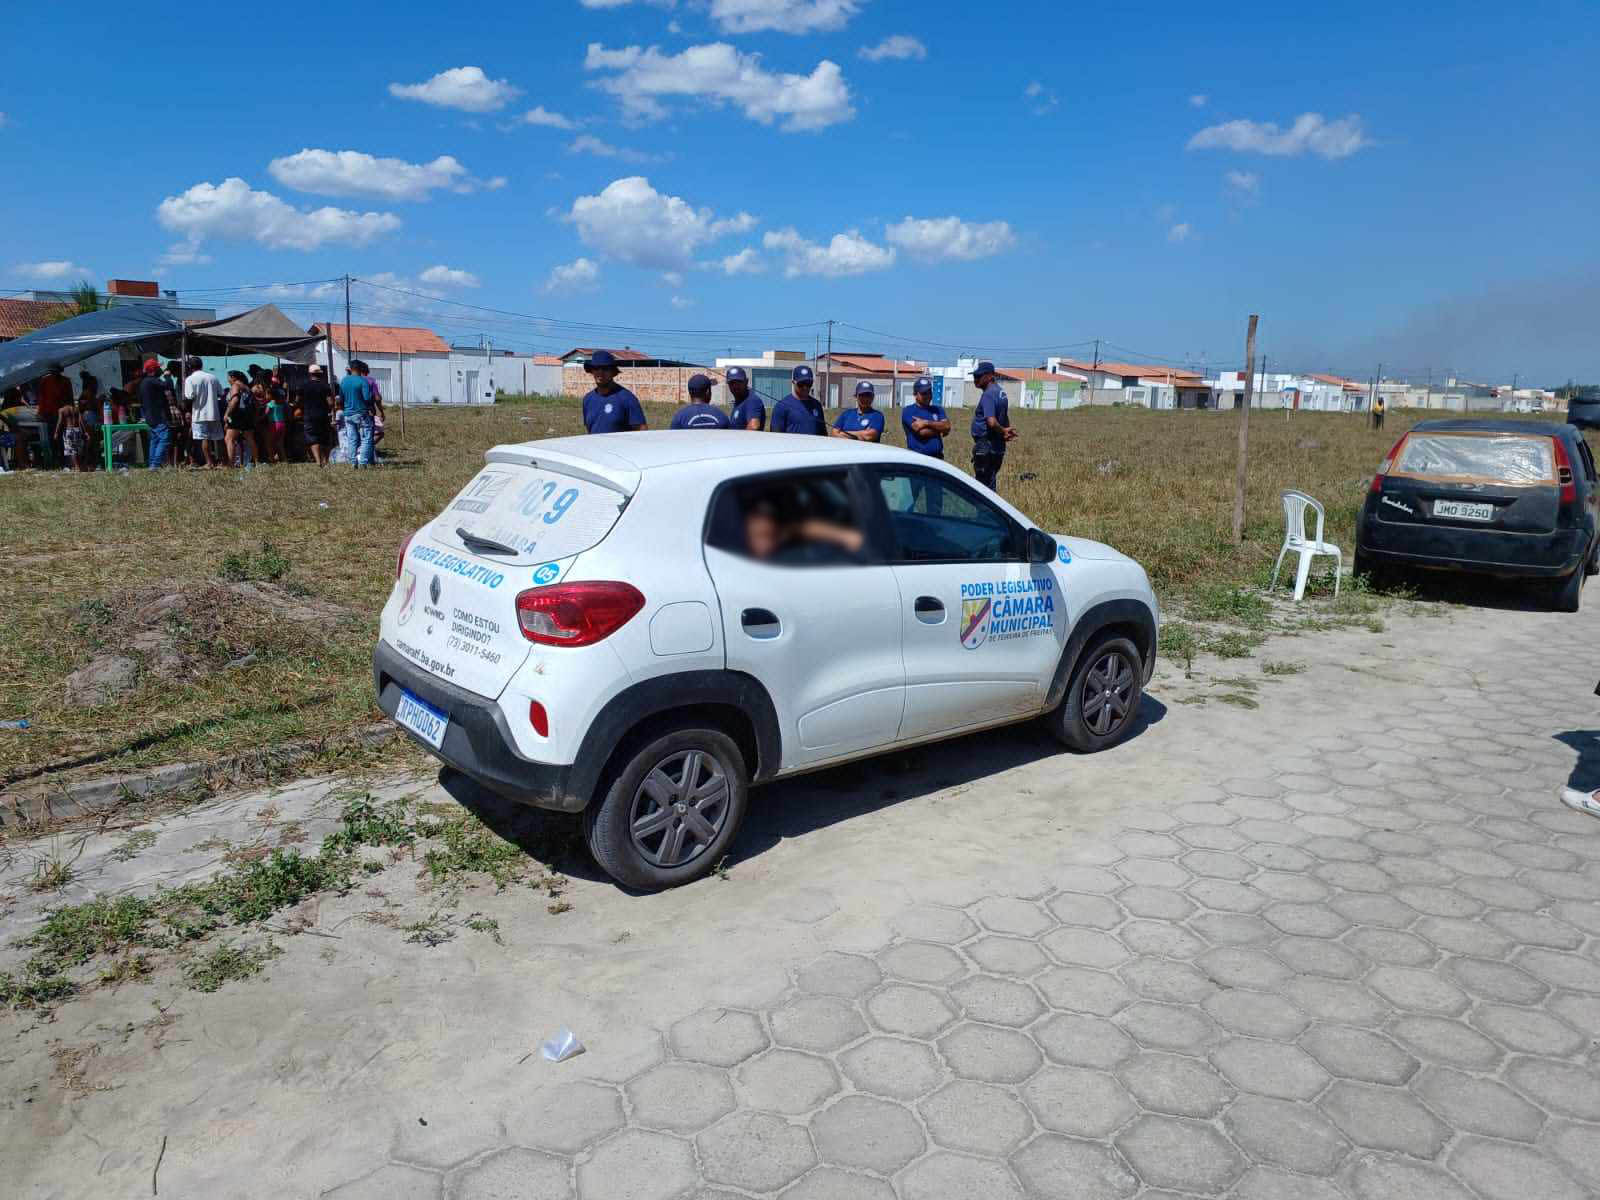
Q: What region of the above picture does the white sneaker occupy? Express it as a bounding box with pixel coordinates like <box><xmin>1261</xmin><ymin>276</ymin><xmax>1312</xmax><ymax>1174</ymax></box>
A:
<box><xmin>1560</xmin><ymin>788</ymin><xmax>1600</xmax><ymax>818</ymax></box>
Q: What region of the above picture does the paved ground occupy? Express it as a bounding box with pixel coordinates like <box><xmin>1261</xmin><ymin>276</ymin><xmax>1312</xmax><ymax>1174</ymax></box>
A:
<box><xmin>6</xmin><ymin>595</ymin><xmax>1600</xmax><ymax>1199</ymax></box>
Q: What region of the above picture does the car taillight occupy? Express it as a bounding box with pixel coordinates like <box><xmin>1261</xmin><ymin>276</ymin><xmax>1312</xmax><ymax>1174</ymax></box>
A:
<box><xmin>1552</xmin><ymin>438</ymin><xmax>1577</xmax><ymax>503</ymax></box>
<box><xmin>397</xmin><ymin>529</ymin><xmax>417</xmax><ymax>578</ymax></box>
<box><xmin>528</xmin><ymin>700</ymin><xmax>549</xmax><ymax>737</ymax></box>
<box><xmin>1370</xmin><ymin>435</ymin><xmax>1407</xmax><ymax>493</ymax></box>
<box><xmin>515</xmin><ymin>581</ymin><xmax>645</xmax><ymax>646</ymax></box>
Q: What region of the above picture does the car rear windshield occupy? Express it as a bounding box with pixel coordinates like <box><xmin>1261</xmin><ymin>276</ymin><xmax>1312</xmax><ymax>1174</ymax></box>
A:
<box><xmin>1394</xmin><ymin>434</ymin><xmax>1555</xmax><ymax>485</ymax></box>
<box><xmin>432</xmin><ymin>463</ymin><xmax>627</xmax><ymax>562</ymax></box>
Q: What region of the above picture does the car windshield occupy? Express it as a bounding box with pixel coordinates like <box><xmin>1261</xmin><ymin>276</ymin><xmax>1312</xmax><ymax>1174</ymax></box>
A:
<box><xmin>1394</xmin><ymin>434</ymin><xmax>1555</xmax><ymax>485</ymax></box>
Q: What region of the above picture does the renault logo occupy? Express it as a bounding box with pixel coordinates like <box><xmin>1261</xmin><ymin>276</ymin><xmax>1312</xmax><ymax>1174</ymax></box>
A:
<box><xmin>429</xmin><ymin>574</ymin><xmax>442</xmax><ymax>606</ymax></box>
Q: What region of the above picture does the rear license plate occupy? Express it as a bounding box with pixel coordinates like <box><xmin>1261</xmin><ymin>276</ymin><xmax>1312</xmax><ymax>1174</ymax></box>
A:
<box><xmin>1434</xmin><ymin>499</ymin><xmax>1494</xmax><ymax>521</ymax></box>
<box><xmin>395</xmin><ymin>689</ymin><xmax>449</xmax><ymax>749</ymax></box>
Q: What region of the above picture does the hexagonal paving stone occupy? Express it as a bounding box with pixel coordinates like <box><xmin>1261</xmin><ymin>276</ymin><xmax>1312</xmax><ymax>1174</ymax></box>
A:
<box><xmin>1262</xmin><ymin>903</ymin><xmax>1351</xmax><ymax>939</ymax></box>
<box><xmin>1011</xmin><ymin>1135</ymin><xmax>1138</xmax><ymax>1200</ymax></box>
<box><xmin>1447</xmin><ymin>1137</ymin><xmax>1590</xmax><ymax>1200</ymax></box>
<box><xmin>880</xmin><ymin>941</ymin><xmax>968</xmax><ymax>985</ymax></box>
<box><xmin>1053</xmin><ymin>865</ymin><xmax>1124</xmax><ymax>894</ymax></box>
<box><xmin>1233</xmin><ymin>1166</ymin><xmax>1345</xmax><ymax>1200</ymax></box>
<box><xmin>1116</xmin><ymin>1002</ymin><xmax>1219</xmax><ymax>1054</ymax></box>
<box><xmin>892</xmin><ymin>905</ymin><xmax>979</xmax><ymax>943</ymax></box>
<box><xmin>695</xmin><ymin>1112</ymin><xmax>817</xmax><ymax>1193</ymax></box>
<box><xmin>1188</xmin><ymin>912</ymin><xmax>1275</xmax><ymax>946</ymax></box>
<box><xmin>1414</xmin><ymin>1067</ymin><xmax>1545</xmax><ymax>1142</ymax></box>
<box><xmin>390</xmin><ymin>1112</ymin><xmax>504</xmax><ymax>1171</ymax></box>
<box><xmin>1180</xmin><ymin>849</ymin><xmax>1255</xmax><ymax>880</ymax></box>
<box><xmin>1222</xmin><ymin>1094</ymin><xmax>1350</xmax><ymax>1177</ymax></box>
<box><xmin>1468</xmin><ymin>1005</ymin><xmax>1586</xmax><ymax>1056</ymax></box>
<box><xmin>1196</xmin><ymin>947</ymin><xmax>1290</xmax><ymax>990</ymax></box>
<box><xmin>1343</xmin><ymin>927</ymin><xmax>1435</xmax><ymax>966</ymax></box>
<box><xmin>1203</xmin><ymin>989</ymin><xmax>1309</xmax><ymax>1040</ymax></box>
<box><xmin>1045</xmin><ymin>891</ymin><xmax>1123</xmax><ymax>929</ymax></box>
<box><xmin>1284</xmin><ymin>977</ymin><xmax>1389</xmax><ymax>1026</ymax></box>
<box><xmin>1270</xmin><ymin>936</ymin><xmax>1363</xmax><ymax>979</ymax></box>
<box><xmin>727</xmin><ymin>1045</ymin><xmax>840</xmax><ymax>1115</ymax></box>
<box><xmin>938</xmin><ymin>1022</ymin><xmax>1043</xmax><ymax>1083</ymax></box>
<box><xmin>900</xmin><ymin>1152</ymin><xmax>1024</xmax><ymax>1200</ymax></box>
<box><xmin>1412</xmin><ymin>916</ymin><xmax>1512</xmax><ymax>958</ymax></box>
<box><xmin>1367</xmin><ymin>967</ymin><xmax>1468</xmax><ymax>1015</ymax></box>
<box><xmin>809</xmin><ymin>1093</ymin><xmax>925</xmax><ymax>1175</ymax></box>
<box><xmin>1544</xmin><ymin>1122</ymin><xmax>1600</xmax><ymax>1193</ymax></box>
<box><xmin>1505</xmin><ymin>1057</ymin><xmax>1600</xmax><ymax>1120</ymax></box>
<box><xmin>1330</xmin><ymin>892</ymin><xmax>1418</xmax><ymax>929</ymax></box>
<box><xmin>1041</xmin><ymin>926</ymin><xmax>1129</xmax><ymax>970</ymax></box>
<box><xmin>1186</xmin><ymin>878</ymin><xmax>1267</xmax><ymax>914</ymax></box>
<box><xmin>1032</xmin><ymin>1011</ymin><xmax>1136</xmax><ymax>1069</ymax></box>
<box><xmin>866</xmin><ymin>984</ymin><xmax>958</xmax><ymax>1037</ymax></box>
<box><xmin>1117</xmin><ymin>858</ymin><xmax>1191</xmax><ymax>889</ymax></box>
<box><xmin>1517</xmin><ymin>947</ymin><xmax>1600</xmax><ymax>993</ymax></box>
<box><xmin>577</xmin><ymin>1128</ymin><xmax>698</xmax><ymax>1200</ymax></box>
<box><xmin>770</xmin><ymin>994</ymin><xmax>867</xmax><ymax>1054</ymax></box>
<box><xmin>1117</xmin><ymin>920</ymin><xmax>1206</xmax><ymax>960</ymax></box>
<box><xmin>669</xmin><ymin>1009</ymin><xmax>769</xmax><ymax>1069</ymax></box>
<box><xmin>837</xmin><ymin>1036</ymin><xmax>941</xmax><ymax>1101</ymax></box>
<box><xmin>1119</xmin><ymin>886</ymin><xmax>1196</xmax><ymax>920</ymax></box>
<box><xmin>1119</xmin><ymin>958</ymin><xmax>1216</xmax><ymax>1004</ymax></box>
<box><xmin>1035</xmin><ymin>965</ymin><xmax>1133</xmax><ymax>1016</ymax></box>
<box><xmin>627</xmin><ymin>1062</ymin><xmax>737</xmax><ymax>1133</ymax></box>
<box><xmin>779</xmin><ymin>1168</ymin><xmax>895</xmax><ymax>1200</ymax></box>
<box><xmin>450</xmin><ymin>1149</ymin><xmax>570</xmax><ymax>1200</ymax></box>
<box><xmin>1251</xmin><ymin>871</ymin><xmax>1329</xmax><ymax>902</ymax></box>
<box><xmin>949</xmin><ymin>974</ymin><xmax>1045</xmax><ymax>1027</ymax></box>
<box><xmin>1020</xmin><ymin>1065</ymin><xmax>1137</xmax><ymax>1137</ymax></box>
<box><xmin>1298</xmin><ymin>1024</ymin><xmax>1417</xmax><ymax>1086</ymax></box>
<box><xmin>1117</xmin><ymin>1052</ymin><xmax>1234</xmax><ymax>1118</ymax></box>
<box><xmin>325</xmin><ymin>1164</ymin><xmax>443</xmax><ymax>1200</ymax></box>
<box><xmin>919</xmin><ymin>1079</ymin><xmax>1034</xmax><ymax>1155</ymax></box>
<box><xmin>1389</xmin><ymin>1016</ymin><xmax>1503</xmax><ymax>1071</ymax></box>
<box><xmin>970</xmin><ymin>896</ymin><xmax>1053</xmax><ymax>937</ymax></box>
<box><xmin>1113</xmin><ymin>1115</ymin><xmax>1246</xmax><ymax>1195</ymax></box>
<box><xmin>1318</xmin><ymin>1080</ymin><xmax>1450</xmax><ymax>1158</ymax></box>
<box><xmin>1485</xmin><ymin>910</ymin><xmax>1584</xmax><ymax>950</ymax></box>
<box><xmin>1346</xmin><ymin>1156</ymin><xmax>1475</xmax><ymax>1200</ymax></box>
<box><xmin>1210</xmin><ymin>1038</ymin><xmax>1330</xmax><ymax>1101</ymax></box>
<box><xmin>1445</xmin><ymin>957</ymin><xmax>1549</xmax><ymax>1006</ymax></box>
<box><xmin>511</xmin><ymin>1081</ymin><xmax>626</xmax><ymax>1154</ymax></box>
<box><xmin>796</xmin><ymin>952</ymin><xmax>883</xmax><ymax>999</ymax></box>
<box><xmin>966</xmin><ymin>935</ymin><xmax>1050</xmax><ymax>977</ymax></box>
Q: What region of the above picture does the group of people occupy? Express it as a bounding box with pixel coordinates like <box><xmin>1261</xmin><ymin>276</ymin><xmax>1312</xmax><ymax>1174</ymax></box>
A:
<box><xmin>0</xmin><ymin>357</ymin><xmax>386</xmax><ymax>471</ymax></box>
<box><xmin>580</xmin><ymin>350</ymin><xmax>1021</xmax><ymax>490</ymax></box>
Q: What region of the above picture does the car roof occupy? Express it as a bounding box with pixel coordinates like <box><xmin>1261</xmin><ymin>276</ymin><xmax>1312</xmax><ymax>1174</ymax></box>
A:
<box><xmin>503</xmin><ymin>429</ymin><xmax>936</xmax><ymax>473</ymax></box>
<box><xmin>1411</xmin><ymin>419</ymin><xmax>1574</xmax><ymax>439</ymax></box>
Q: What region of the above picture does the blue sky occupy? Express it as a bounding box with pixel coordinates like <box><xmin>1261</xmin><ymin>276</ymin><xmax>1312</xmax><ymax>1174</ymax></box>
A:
<box><xmin>5</xmin><ymin>0</ymin><xmax>1598</xmax><ymax>381</ymax></box>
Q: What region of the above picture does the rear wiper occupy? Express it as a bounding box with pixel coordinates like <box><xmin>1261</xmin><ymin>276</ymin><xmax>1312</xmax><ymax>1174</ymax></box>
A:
<box><xmin>455</xmin><ymin>527</ymin><xmax>518</xmax><ymax>557</ymax></box>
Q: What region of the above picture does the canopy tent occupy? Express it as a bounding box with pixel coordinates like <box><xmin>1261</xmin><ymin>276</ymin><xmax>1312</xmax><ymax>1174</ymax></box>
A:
<box><xmin>0</xmin><ymin>303</ymin><xmax>324</xmax><ymax>393</ymax></box>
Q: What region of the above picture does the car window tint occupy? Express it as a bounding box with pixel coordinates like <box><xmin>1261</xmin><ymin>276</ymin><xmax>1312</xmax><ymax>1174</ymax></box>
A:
<box><xmin>705</xmin><ymin>469</ymin><xmax>868</xmax><ymax>567</ymax></box>
<box><xmin>1395</xmin><ymin>434</ymin><xmax>1555</xmax><ymax>485</ymax></box>
<box><xmin>875</xmin><ymin>469</ymin><xmax>1017</xmax><ymax>562</ymax></box>
<box><xmin>1577</xmin><ymin>440</ymin><xmax>1598</xmax><ymax>483</ymax></box>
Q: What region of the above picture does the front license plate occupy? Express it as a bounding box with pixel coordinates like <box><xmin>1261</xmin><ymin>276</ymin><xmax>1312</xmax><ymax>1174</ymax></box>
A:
<box><xmin>1434</xmin><ymin>499</ymin><xmax>1494</xmax><ymax>521</ymax></box>
<box><xmin>395</xmin><ymin>689</ymin><xmax>449</xmax><ymax>749</ymax></box>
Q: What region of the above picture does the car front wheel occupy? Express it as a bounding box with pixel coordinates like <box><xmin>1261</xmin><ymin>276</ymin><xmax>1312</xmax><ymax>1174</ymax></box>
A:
<box><xmin>1048</xmin><ymin>634</ymin><xmax>1144</xmax><ymax>752</ymax></box>
<box><xmin>585</xmin><ymin>724</ymin><xmax>749</xmax><ymax>890</ymax></box>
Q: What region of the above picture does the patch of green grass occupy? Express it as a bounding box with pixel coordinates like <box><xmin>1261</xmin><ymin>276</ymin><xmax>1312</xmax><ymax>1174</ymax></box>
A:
<box><xmin>184</xmin><ymin>941</ymin><xmax>282</xmax><ymax>992</ymax></box>
<box><xmin>1212</xmin><ymin>675</ymin><xmax>1260</xmax><ymax>692</ymax></box>
<box><xmin>1158</xmin><ymin>621</ymin><xmax>1200</xmax><ymax>676</ymax></box>
<box><xmin>1203</xmin><ymin>630</ymin><xmax>1267</xmax><ymax>659</ymax></box>
<box><xmin>1261</xmin><ymin>660</ymin><xmax>1307</xmax><ymax>676</ymax></box>
<box><xmin>1215</xmin><ymin>692</ymin><xmax>1261</xmax><ymax>709</ymax></box>
<box><xmin>1189</xmin><ymin>584</ymin><xmax>1272</xmax><ymax>629</ymax></box>
<box><xmin>464</xmin><ymin>914</ymin><xmax>503</xmax><ymax>944</ymax></box>
<box><xmin>422</xmin><ymin>815</ymin><xmax>529</xmax><ymax>890</ymax></box>
<box><xmin>109</xmin><ymin>830</ymin><xmax>158</xmax><ymax>861</ymax></box>
<box><xmin>219</xmin><ymin>540</ymin><xmax>291</xmax><ymax>583</ymax></box>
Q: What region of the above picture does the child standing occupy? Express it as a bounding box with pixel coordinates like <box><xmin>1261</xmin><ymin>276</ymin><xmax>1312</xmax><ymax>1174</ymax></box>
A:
<box><xmin>264</xmin><ymin>383</ymin><xmax>288</xmax><ymax>463</ymax></box>
<box><xmin>57</xmin><ymin>398</ymin><xmax>87</xmax><ymax>472</ymax></box>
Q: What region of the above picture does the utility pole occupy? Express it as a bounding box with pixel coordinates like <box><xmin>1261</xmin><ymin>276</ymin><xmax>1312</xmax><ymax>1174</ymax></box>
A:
<box><xmin>1088</xmin><ymin>337</ymin><xmax>1100</xmax><ymax>405</ymax></box>
<box><xmin>1232</xmin><ymin>314</ymin><xmax>1259</xmax><ymax>546</ymax></box>
<box><xmin>823</xmin><ymin>318</ymin><xmax>834</xmax><ymax>408</ymax></box>
<box><xmin>1425</xmin><ymin>367</ymin><xmax>1433</xmax><ymax>410</ymax></box>
<box><xmin>1369</xmin><ymin>363</ymin><xmax>1382</xmax><ymax>428</ymax></box>
<box><xmin>343</xmin><ymin>274</ymin><xmax>353</xmax><ymax>375</ymax></box>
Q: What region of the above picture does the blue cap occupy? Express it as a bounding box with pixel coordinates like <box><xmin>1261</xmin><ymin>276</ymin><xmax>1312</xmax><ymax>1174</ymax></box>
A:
<box><xmin>971</xmin><ymin>360</ymin><xmax>996</xmax><ymax>379</ymax></box>
<box><xmin>725</xmin><ymin>366</ymin><xmax>748</xmax><ymax>384</ymax></box>
<box><xmin>914</xmin><ymin>376</ymin><xmax>932</xmax><ymax>394</ymax></box>
<box><xmin>792</xmin><ymin>365</ymin><xmax>814</xmax><ymax>383</ymax></box>
<box><xmin>586</xmin><ymin>350</ymin><xmax>618</xmax><ymax>370</ymax></box>
<box><xmin>686</xmin><ymin>373</ymin><xmax>712</xmax><ymax>394</ymax></box>
<box><xmin>854</xmin><ymin>380</ymin><xmax>875</xmax><ymax>396</ymax></box>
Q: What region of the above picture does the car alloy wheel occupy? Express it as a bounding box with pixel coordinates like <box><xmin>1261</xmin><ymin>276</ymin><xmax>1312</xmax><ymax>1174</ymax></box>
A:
<box><xmin>1080</xmin><ymin>648</ymin><xmax>1137</xmax><ymax>737</ymax></box>
<box><xmin>629</xmin><ymin>749</ymin><xmax>731</xmax><ymax>868</ymax></box>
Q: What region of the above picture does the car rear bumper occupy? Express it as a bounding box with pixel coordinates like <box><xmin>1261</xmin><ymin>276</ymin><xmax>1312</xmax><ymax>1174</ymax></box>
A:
<box><xmin>372</xmin><ymin>640</ymin><xmax>587</xmax><ymax>812</ymax></box>
<box><xmin>1359</xmin><ymin>522</ymin><xmax>1589</xmax><ymax>578</ymax></box>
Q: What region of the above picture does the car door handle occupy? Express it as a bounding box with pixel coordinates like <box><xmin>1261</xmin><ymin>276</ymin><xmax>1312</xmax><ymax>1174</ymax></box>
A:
<box><xmin>741</xmin><ymin>607</ymin><xmax>781</xmax><ymax>640</ymax></box>
<box><xmin>913</xmin><ymin>595</ymin><xmax>945</xmax><ymax>624</ymax></box>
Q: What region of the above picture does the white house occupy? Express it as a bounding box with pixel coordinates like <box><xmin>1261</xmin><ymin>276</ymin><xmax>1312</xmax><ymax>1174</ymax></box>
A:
<box><xmin>449</xmin><ymin>345</ymin><xmax>563</xmax><ymax>401</ymax></box>
<box><xmin>311</xmin><ymin>322</ymin><xmax>453</xmax><ymax>404</ymax></box>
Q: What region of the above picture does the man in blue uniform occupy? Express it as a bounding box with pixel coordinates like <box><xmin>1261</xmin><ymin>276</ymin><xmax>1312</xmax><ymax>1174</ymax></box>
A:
<box><xmin>770</xmin><ymin>364</ymin><xmax>826</xmax><ymax>435</ymax></box>
<box><xmin>901</xmin><ymin>377</ymin><xmax>951</xmax><ymax>458</ymax></box>
<box><xmin>831</xmin><ymin>381</ymin><xmax>885</xmax><ymax>442</ymax></box>
<box><xmin>969</xmin><ymin>360</ymin><xmax>1017</xmax><ymax>490</ymax></box>
<box><xmin>668</xmin><ymin>374</ymin><xmax>731</xmax><ymax>429</ymax></box>
<box><xmin>727</xmin><ymin>367</ymin><xmax>765</xmax><ymax>430</ymax></box>
<box><xmin>581</xmin><ymin>350</ymin><xmax>647</xmax><ymax>433</ymax></box>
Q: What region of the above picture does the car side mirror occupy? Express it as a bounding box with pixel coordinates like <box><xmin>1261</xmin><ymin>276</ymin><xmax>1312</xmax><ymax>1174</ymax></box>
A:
<box><xmin>1026</xmin><ymin>528</ymin><xmax>1057</xmax><ymax>563</ymax></box>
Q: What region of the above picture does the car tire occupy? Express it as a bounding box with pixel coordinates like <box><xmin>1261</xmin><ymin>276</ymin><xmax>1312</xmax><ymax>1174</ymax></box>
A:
<box><xmin>1354</xmin><ymin>549</ymin><xmax>1390</xmax><ymax>590</ymax></box>
<box><xmin>1048</xmin><ymin>634</ymin><xmax>1144</xmax><ymax>753</ymax></box>
<box><xmin>585</xmin><ymin>724</ymin><xmax>749</xmax><ymax>890</ymax></box>
<box><xmin>1551</xmin><ymin>564</ymin><xmax>1585</xmax><ymax>613</ymax></box>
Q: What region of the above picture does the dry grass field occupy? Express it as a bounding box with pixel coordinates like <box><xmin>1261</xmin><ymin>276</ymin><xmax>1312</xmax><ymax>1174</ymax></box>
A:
<box><xmin>0</xmin><ymin>399</ymin><xmax>1548</xmax><ymax>787</ymax></box>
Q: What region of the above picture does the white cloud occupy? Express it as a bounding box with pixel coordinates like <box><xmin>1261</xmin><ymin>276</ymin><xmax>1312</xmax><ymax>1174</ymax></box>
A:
<box><xmin>388</xmin><ymin>67</ymin><xmax>521</xmax><ymax>113</ymax></box>
<box><xmin>1024</xmin><ymin>80</ymin><xmax>1058</xmax><ymax>115</ymax></box>
<box><xmin>419</xmin><ymin>264</ymin><xmax>481</xmax><ymax>288</ymax></box>
<box><xmin>12</xmin><ymin>260</ymin><xmax>94</xmax><ymax>282</ymax></box>
<box><xmin>568</xmin><ymin>134</ymin><xmax>660</xmax><ymax>164</ymax></box>
<box><xmin>1189</xmin><ymin>93</ymin><xmax>1208</xmax><ymax>108</ymax></box>
<box><xmin>545</xmin><ymin>257</ymin><xmax>600</xmax><ymax>292</ymax></box>
<box><xmin>584</xmin><ymin>42</ymin><xmax>854</xmax><ymax>131</ymax></box>
<box><xmin>157</xmin><ymin>178</ymin><xmax>401</xmax><ymax>251</ymax></box>
<box><xmin>885</xmin><ymin>216</ymin><xmax>1016</xmax><ymax>262</ymax></box>
<box><xmin>1168</xmin><ymin>222</ymin><xmax>1192</xmax><ymax>243</ymax></box>
<box><xmin>522</xmin><ymin>105</ymin><xmax>577</xmax><ymax>130</ymax></box>
<box><xmin>1224</xmin><ymin>169</ymin><xmax>1260</xmax><ymax>196</ymax></box>
<box><xmin>1188</xmin><ymin>112</ymin><xmax>1372</xmax><ymax>159</ymax></box>
<box><xmin>157</xmin><ymin>239</ymin><xmax>212</xmax><ymax>268</ymax></box>
<box><xmin>267</xmin><ymin>149</ymin><xmax>501</xmax><ymax>200</ymax></box>
<box><xmin>717</xmin><ymin>248</ymin><xmax>765</xmax><ymax>275</ymax></box>
<box><xmin>670</xmin><ymin>294</ymin><xmax>694</xmax><ymax>309</ymax></box>
<box><xmin>859</xmin><ymin>34</ymin><xmax>927</xmax><ymax>62</ymax></box>
<box><xmin>762</xmin><ymin>228</ymin><xmax>894</xmax><ymax>277</ymax></box>
<box><xmin>566</xmin><ymin>176</ymin><xmax>753</xmax><ymax>271</ymax></box>
<box><xmin>709</xmin><ymin>0</ymin><xmax>857</xmax><ymax>33</ymax></box>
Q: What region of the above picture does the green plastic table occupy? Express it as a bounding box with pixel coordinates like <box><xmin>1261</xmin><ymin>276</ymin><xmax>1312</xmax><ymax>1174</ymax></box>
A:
<box><xmin>102</xmin><ymin>422</ymin><xmax>149</xmax><ymax>471</ymax></box>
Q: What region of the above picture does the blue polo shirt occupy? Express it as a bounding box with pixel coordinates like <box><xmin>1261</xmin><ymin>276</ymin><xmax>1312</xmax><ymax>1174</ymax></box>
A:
<box><xmin>970</xmin><ymin>382</ymin><xmax>1010</xmax><ymax>449</ymax></box>
<box><xmin>833</xmin><ymin>407</ymin><xmax>885</xmax><ymax>439</ymax></box>
<box><xmin>770</xmin><ymin>392</ymin><xmax>826</xmax><ymax>435</ymax></box>
<box><xmin>668</xmin><ymin>402</ymin><xmax>731</xmax><ymax>429</ymax></box>
<box><xmin>901</xmin><ymin>402</ymin><xmax>948</xmax><ymax>456</ymax></box>
<box><xmin>339</xmin><ymin>373</ymin><xmax>372</xmax><ymax>417</ymax></box>
<box><xmin>582</xmin><ymin>386</ymin><xmax>645</xmax><ymax>433</ymax></box>
<box><xmin>730</xmin><ymin>392</ymin><xmax>767</xmax><ymax>430</ymax></box>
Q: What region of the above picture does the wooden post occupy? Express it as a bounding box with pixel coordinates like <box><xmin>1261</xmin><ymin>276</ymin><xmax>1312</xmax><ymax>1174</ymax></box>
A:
<box><xmin>1231</xmin><ymin>314</ymin><xmax>1259</xmax><ymax>546</ymax></box>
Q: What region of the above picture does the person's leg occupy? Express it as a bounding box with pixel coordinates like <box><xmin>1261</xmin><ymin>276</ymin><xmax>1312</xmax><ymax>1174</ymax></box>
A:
<box><xmin>147</xmin><ymin>423</ymin><xmax>170</xmax><ymax>469</ymax></box>
<box><xmin>972</xmin><ymin>448</ymin><xmax>998</xmax><ymax>490</ymax></box>
<box><xmin>357</xmin><ymin>414</ymin><xmax>375</xmax><ymax>466</ymax></box>
<box><xmin>1560</xmin><ymin>787</ymin><xmax>1600</xmax><ymax>818</ymax></box>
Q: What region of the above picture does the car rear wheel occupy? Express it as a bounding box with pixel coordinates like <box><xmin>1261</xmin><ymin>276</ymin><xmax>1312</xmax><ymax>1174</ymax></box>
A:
<box><xmin>1048</xmin><ymin>634</ymin><xmax>1144</xmax><ymax>753</ymax></box>
<box><xmin>585</xmin><ymin>724</ymin><xmax>748</xmax><ymax>890</ymax></box>
<box><xmin>1551</xmin><ymin>563</ymin><xmax>1584</xmax><ymax>613</ymax></box>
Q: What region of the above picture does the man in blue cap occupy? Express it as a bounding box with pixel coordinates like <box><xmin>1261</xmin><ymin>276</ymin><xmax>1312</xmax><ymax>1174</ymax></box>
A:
<box><xmin>770</xmin><ymin>364</ymin><xmax>826</xmax><ymax>435</ymax></box>
<box><xmin>726</xmin><ymin>367</ymin><xmax>765</xmax><ymax>430</ymax></box>
<box><xmin>581</xmin><ymin>350</ymin><xmax>647</xmax><ymax>433</ymax></box>
<box><xmin>669</xmin><ymin>374</ymin><xmax>731</xmax><ymax>429</ymax></box>
<box><xmin>901</xmin><ymin>376</ymin><xmax>951</xmax><ymax>459</ymax></box>
<box><xmin>831</xmin><ymin>380</ymin><xmax>885</xmax><ymax>442</ymax></box>
<box><xmin>969</xmin><ymin>360</ymin><xmax>1016</xmax><ymax>490</ymax></box>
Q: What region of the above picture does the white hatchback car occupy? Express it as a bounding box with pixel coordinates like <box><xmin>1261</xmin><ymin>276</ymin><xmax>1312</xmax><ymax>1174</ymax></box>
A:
<box><xmin>376</xmin><ymin>431</ymin><xmax>1159</xmax><ymax>889</ymax></box>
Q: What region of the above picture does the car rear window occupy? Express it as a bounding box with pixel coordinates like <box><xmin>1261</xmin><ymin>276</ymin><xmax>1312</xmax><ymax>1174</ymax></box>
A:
<box><xmin>1394</xmin><ymin>434</ymin><xmax>1555</xmax><ymax>485</ymax></box>
<box><xmin>432</xmin><ymin>464</ymin><xmax>627</xmax><ymax>562</ymax></box>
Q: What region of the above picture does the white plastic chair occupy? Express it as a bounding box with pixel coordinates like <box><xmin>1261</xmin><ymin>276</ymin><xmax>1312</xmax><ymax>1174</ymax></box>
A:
<box><xmin>1271</xmin><ymin>490</ymin><xmax>1342</xmax><ymax>601</ymax></box>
